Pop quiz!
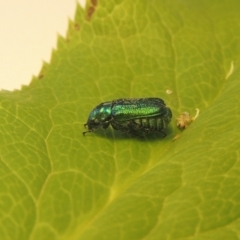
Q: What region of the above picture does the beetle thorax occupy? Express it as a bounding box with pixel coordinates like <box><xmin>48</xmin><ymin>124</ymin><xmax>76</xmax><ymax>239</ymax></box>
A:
<box><xmin>87</xmin><ymin>102</ymin><xmax>112</xmax><ymax>130</ymax></box>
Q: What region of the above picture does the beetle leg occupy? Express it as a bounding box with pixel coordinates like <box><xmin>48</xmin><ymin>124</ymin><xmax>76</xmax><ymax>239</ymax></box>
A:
<box><xmin>102</xmin><ymin>122</ymin><xmax>110</xmax><ymax>129</ymax></box>
<box><xmin>83</xmin><ymin>130</ymin><xmax>93</xmax><ymax>136</ymax></box>
<box><xmin>110</xmin><ymin>122</ymin><xmax>121</xmax><ymax>130</ymax></box>
<box><xmin>128</xmin><ymin>129</ymin><xmax>144</xmax><ymax>139</ymax></box>
<box><xmin>160</xmin><ymin>130</ymin><xmax>166</xmax><ymax>138</ymax></box>
<box><xmin>83</xmin><ymin>121</ymin><xmax>111</xmax><ymax>136</ymax></box>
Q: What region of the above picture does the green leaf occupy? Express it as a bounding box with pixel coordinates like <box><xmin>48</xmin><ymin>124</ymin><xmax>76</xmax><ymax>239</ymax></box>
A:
<box><xmin>1</xmin><ymin>0</ymin><xmax>240</xmax><ymax>239</ymax></box>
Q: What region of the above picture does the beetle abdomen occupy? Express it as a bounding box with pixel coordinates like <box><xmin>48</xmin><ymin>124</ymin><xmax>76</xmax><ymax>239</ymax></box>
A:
<box><xmin>133</xmin><ymin>117</ymin><xmax>166</xmax><ymax>132</ymax></box>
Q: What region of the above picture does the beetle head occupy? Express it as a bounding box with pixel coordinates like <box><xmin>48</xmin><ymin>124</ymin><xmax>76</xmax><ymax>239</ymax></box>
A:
<box><xmin>84</xmin><ymin>102</ymin><xmax>112</xmax><ymax>132</ymax></box>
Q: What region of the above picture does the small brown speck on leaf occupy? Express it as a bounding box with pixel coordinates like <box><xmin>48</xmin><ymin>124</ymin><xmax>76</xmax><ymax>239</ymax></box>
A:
<box><xmin>86</xmin><ymin>6</ymin><xmax>95</xmax><ymax>20</ymax></box>
<box><xmin>91</xmin><ymin>0</ymin><xmax>98</xmax><ymax>7</ymax></box>
<box><xmin>74</xmin><ymin>23</ymin><xmax>80</xmax><ymax>31</ymax></box>
<box><xmin>38</xmin><ymin>74</ymin><xmax>44</xmax><ymax>79</ymax></box>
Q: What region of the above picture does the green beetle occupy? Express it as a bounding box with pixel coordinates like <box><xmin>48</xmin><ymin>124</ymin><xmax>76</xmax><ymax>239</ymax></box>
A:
<box><xmin>83</xmin><ymin>98</ymin><xmax>172</xmax><ymax>138</ymax></box>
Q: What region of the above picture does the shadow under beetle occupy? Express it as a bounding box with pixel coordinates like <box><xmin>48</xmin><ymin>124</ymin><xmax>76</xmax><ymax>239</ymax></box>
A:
<box><xmin>83</xmin><ymin>98</ymin><xmax>172</xmax><ymax>138</ymax></box>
